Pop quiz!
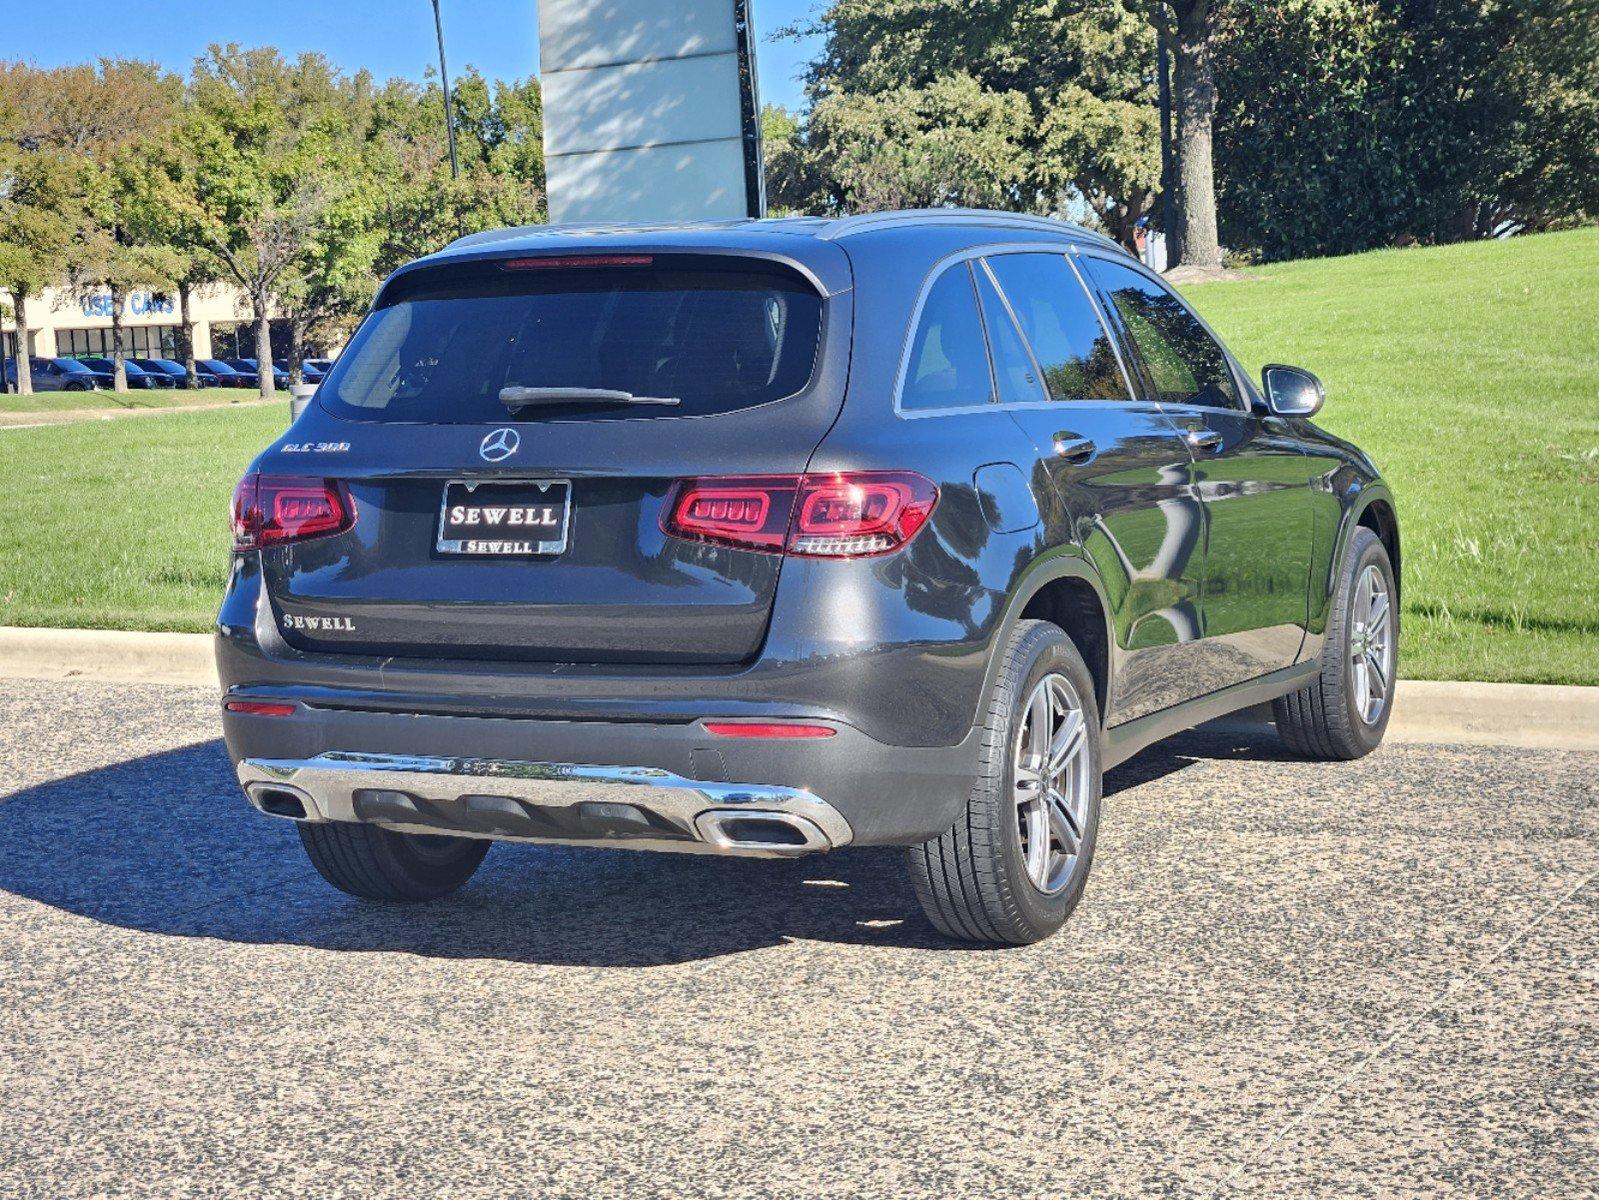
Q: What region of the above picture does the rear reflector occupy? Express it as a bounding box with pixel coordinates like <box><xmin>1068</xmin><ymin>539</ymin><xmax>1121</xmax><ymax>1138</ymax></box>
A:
<box><xmin>232</xmin><ymin>474</ymin><xmax>355</xmax><ymax>551</ymax></box>
<box><xmin>704</xmin><ymin>722</ymin><xmax>837</xmax><ymax>739</ymax></box>
<box><xmin>224</xmin><ymin>701</ymin><xmax>296</xmax><ymax>717</ymax></box>
<box><xmin>662</xmin><ymin>471</ymin><xmax>938</xmax><ymax>559</ymax></box>
<box><xmin>500</xmin><ymin>255</ymin><xmax>654</xmax><ymax>270</ymax></box>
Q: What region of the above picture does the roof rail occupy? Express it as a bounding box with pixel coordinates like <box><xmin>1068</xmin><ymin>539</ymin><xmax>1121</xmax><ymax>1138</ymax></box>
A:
<box><xmin>817</xmin><ymin>208</ymin><xmax>1124</xmax><ymax>251</ymax></box>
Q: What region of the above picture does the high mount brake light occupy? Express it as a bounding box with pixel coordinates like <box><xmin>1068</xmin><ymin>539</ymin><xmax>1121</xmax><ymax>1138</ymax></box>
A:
<box><xmin>662</xmin><ymin>472</ymin><xmax>938</xmax><ymax>559</ymax></box>
<box><xmin>232</xmin><ymin>474</ymin><xmax>355</xmax><ymax>551</ymax></box>
<box><xmin>500</xmin><ymin>255</ymin><xmax>654</xmax><ymax>270</ymax></box>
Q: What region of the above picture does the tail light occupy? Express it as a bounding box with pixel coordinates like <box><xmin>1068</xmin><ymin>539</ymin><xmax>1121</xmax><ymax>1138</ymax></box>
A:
<box><xmin>663</xmin><ymin>471</ymin><xmax>938</xmax><ymax>558</ymax></box>
<box><xmin>232</xmin><ymin>474</ymin><xmax>355</xmax><ymax>551</ymax></box>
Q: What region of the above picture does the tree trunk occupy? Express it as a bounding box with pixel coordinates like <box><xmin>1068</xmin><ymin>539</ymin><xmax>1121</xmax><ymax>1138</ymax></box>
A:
<box><xmin>1157</xmin><ymin>21</ymin><xmax>1182</xmax><ymax>269</ymax></box>
<box><xmin>254</xmin><ymin>301</ymin><xmax>275</xmax><ymax>399</ymax></box>
<box><xmin>109</xmin><ymin>283</ymin><xmax>129</xmax><ymax>394</ymax></box>
<box><xmin>288</xmin><ymin>316</ymin><xmax>305</xmax><ymax>387</ymax></box>
<box><xmin>1173</xmin><ymin>1</ymin><xmax>1222</xmax><ymax>270</ymax></box>
<box><xmin>178</xmin><ymin>281</ymin><xmax>197</xmax><ymax>389</ymax></box>
<box><xmin>12</xmin><ymin>288</ymin><xmax>32</xmax><ymax>395</ymax></box>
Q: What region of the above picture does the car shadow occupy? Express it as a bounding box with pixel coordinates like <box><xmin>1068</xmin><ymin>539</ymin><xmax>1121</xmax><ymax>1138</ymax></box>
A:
<box><xmin>0</xmin><ymin>727</ymin><xmax>1291</xmax><ymax>967</ymax></box>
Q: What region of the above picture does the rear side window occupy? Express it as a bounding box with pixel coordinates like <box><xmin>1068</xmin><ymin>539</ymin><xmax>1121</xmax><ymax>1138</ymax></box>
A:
<box><xmin>984</xmin><ymin>254</ymin><xmax>1129</xmax><ymax>401</ymax></box>
<box><xmin>1083</xmin><ymin>257</ymin><xmax>1241</xmax><ymax>410</ymax></box>
<box><xmin>973</xmin><ymin>265</ymin><xmax>1047</xmax><ymax>404</ymax></box>
<box><xmin>899</xmin><ymin>263</ymin><xmax>994</xmax><ymax>412</ymax></box>
<box><xmin>319</xmin><ymin>257</ymin><xmax>823</xmax><ymax>423</ymax></box>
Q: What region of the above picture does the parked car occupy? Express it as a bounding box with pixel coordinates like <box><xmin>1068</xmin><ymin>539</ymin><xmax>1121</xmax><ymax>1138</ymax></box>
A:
<box><xmin>135</xmin><ymin>357</ymin><xmax>239</xmax><ymax>389</ymax></box>
<box><xmin>4</xmin><ymin>356</ymin><xmax>110</xmax><ymax>391</ymax></box>
<box><xmin>78</xmin><ymin>356</ymin><xmax>173</xmax><ymax>390</ymax></box>
<box><xmin>218</xmin><ymin>210</ymin><xmax>1400</xmax><ymax>946</ymax></box>
<box><xmin>303</xmin><ymin>357</ymin><xmax>335</xmax><ymax>381</ymax></box>
<box><xmin>199</xmin><ymin>358</ymin><xmax>251</xmax><ymax>388</ymax></box>
<box><xmin>132</xmin><ymin>358</ymin><xmax>208</xmax><ymax>388</ymax></box>
<box><xmin>225</xmin><ymin>357</ymin><xmax>290</xmax><ymax>389</ymax></box>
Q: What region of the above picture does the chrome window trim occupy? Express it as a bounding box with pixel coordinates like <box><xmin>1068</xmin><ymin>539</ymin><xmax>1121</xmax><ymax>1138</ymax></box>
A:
<box><xmin>974</xmin><ymin>257</ymin><xmax>1049</xmax><ymax>405</ymax></box>
<box><xmin>1072</xmin><ymin>245</ymin><xmax>1251</xmax><ymax>415</ymax></box>
<box><xmin>892</xmin><ymin>241</ymin><xmax>1139</xmax><ymax>421</ymax></box>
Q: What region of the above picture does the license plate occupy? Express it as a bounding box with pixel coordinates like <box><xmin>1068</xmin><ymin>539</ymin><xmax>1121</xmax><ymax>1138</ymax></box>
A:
<box><xmin>437</xmin><ymin>480</ymin><xmax>571</xmax><ymax>556</ymax></box>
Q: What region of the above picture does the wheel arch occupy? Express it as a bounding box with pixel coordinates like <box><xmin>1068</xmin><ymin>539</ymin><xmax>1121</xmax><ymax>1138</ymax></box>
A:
<box><xmin>987</xmin><ymin>553</ymin><xmax>1116</xmax><ymax>723</ymax></box>
<box><xmin>1333</xmin><ymin>482</ymin><xmax>1401</xmax><ymax>603</ymax></box>
<box><xmin>1354</xmin><ymin>493</ymin><xmax>1401</xmax><ymax>599</ymax></box>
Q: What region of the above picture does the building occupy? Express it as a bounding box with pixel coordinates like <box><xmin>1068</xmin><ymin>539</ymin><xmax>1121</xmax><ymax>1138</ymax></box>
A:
<box><xmin>1</xmin><ymin>283</ymin><xmax>286</xmax><ymax>366</ymax></box>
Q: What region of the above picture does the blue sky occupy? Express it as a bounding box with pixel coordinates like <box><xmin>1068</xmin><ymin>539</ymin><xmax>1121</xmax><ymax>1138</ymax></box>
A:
<box><xmin>9</xmin><ymin>0</ymin><xmax>824</xmax><ymax>111</ymax></box>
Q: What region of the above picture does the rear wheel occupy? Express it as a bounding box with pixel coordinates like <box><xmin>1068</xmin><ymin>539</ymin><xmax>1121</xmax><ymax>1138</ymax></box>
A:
<box><xmin>1274</xmin><ymin>526</ymin><xmax>1397</xmax><ymax>759</ymax></box>
<box><xmin>298</xmin><ymin>823</ymin><xmax>490</xmax><ymax>901</ymax></box>
<box><xmin>907</xmin><ymin>620</ymin><xmax>1102</xmax><ymax>946</ymax></box>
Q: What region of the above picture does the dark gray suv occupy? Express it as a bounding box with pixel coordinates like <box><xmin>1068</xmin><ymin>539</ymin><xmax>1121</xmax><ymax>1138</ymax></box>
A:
<box><xmin>218</xmin><ymin>210</ymin><xmax>1399</xmax><ymax>945</ymax></box>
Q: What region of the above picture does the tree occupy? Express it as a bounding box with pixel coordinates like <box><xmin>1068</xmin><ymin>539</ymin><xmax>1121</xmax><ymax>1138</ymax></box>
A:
<box><xmin>1</xmin><ymin>60</ymin><xmax>177</xmax><ymax>394</ymax></box>
<box><xmin>153</xmin><ymin>47</ymin><xmax>362</xmax><ymax>399</ymax></box>
<box><xmin>1163</xmin><ymin>1</ymin><xmax>1222</xmax><ymax>270</ymax></box>
<box><xmin>774</xmin><ymin>0</ymin><xmax>1159</xmax><ymax>247</ymax></box>
<box><xmin>0</xmin><ymin>65</ymin><xmax>86</xmax><ymax>395</ymax></box>
<box><xmin>1210</xmin><ymin>0</ymin><xmax>1599</xmax><ymax>260</ymax></box>
<box><xmin>0</xmin><ymin>149</ymin><xmax>81</xmax><ymax>395</ymax></box>
<box><xmin>67</xmin><ymin>63</ymin><xmax>177</xmax><ymax>394</ymax></box>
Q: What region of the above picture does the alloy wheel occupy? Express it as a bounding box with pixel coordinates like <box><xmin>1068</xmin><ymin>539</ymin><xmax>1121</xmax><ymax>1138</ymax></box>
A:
<box><xmin>1349</xmin><ymin>563</ymin><xmax>1394</xmax><ymax>725</ymax></box>
<box><xmin>1014</xmin><ymin>673</ymin><xmax>1092</xmax><ymax>895</ymax></box>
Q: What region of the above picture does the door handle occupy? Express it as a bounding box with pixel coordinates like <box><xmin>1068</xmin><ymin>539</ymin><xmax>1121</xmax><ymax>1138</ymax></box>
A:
<box><xmin>1052</xmin><ymin>433</ymin><xmax>1097</xmax><ymax>463</ymax></box>
<box><xmin>1185</xmin><ymin>428</ymin><xmax>1224</xmax><ymax>453</ymax></box>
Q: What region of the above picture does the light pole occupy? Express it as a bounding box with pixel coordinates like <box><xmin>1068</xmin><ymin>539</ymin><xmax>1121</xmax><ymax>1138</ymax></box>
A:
<box><xmin>431</xmin><ymin>0</ymin><xmax>460</xmax><ymax>181</ymax></box>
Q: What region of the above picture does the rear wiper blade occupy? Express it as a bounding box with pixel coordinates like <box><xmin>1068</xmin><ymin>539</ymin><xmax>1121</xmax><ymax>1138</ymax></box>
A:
<box><xmin>499</xmin><ymin>386</ymin><xmax>681</xmax><ymax>409</ymax></box>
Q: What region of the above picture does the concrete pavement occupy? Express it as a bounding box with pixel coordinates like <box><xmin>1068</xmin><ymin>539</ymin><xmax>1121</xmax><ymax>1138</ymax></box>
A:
<box><xmin>1</xmin><ymin>677</ymin><xmax>1595</xmax><ymax>1197</ymax></box>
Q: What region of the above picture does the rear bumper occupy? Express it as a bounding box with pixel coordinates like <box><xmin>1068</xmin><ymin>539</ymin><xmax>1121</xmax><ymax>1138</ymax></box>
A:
<box><xmin>220</xmin><ymin>700</ymin><xmax>983</xmax><ymax>848</ymax></box>
<box><xmin>239</xmin><ymin>751</ymin><xmax>853</xmax><ymax>857</ymax></box>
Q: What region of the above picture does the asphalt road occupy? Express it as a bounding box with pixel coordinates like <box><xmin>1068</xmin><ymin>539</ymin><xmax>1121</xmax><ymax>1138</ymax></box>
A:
<box><xmin>1</xmin><ymin>677</ymin><xmax>1595</xmax><ymax>1198</ymax></box>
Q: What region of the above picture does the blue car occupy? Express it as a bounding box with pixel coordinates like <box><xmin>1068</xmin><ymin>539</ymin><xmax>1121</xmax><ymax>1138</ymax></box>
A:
<box><xmin>225</xmin><ymin>358</ymin><xmax>290</xmax><ymax>389</ymax></box>
<box><xmin>199</xmin><ymin>359</ymin><xmax>252</xmax><ymax>388</ymax></box>
<box><xmin>79</xmin><ymin>357</ymin><xmax>173</xmax><ymax>390</ymax></box>
<box><xmin>4</xmin><ymin>356</ymin><xmax>110</xmax><ymax>392</ymax></box>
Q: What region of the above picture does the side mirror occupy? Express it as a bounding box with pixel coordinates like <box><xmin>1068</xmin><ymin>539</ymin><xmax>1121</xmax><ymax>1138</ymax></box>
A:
<box><xmin>1261</xmin><ymin>364</ymin><xmax>1325</xmax><ymax>417</ymax></box>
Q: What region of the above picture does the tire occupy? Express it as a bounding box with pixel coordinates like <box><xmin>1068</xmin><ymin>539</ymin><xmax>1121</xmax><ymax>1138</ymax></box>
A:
<box><xmin>297</xmin><ymin>822</ymin><xmax>490</xmax><ymax>901</ymax></box>
<box><xmin>906</xmin><ymin>619</ymin><xmax>1103</xmax><ymax>946</ymax></box>
<box><xmin>1274</xmin><ymin>526</ymin><xmax>1398</xmax><ymax>760</ymax></box>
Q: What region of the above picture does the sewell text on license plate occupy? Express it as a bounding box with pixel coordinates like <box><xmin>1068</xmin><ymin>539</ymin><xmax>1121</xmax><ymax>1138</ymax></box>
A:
<box><xmin>437</xmin><ymin>479</ymin><xmax>571</xmax><ymax>556</ymax></box>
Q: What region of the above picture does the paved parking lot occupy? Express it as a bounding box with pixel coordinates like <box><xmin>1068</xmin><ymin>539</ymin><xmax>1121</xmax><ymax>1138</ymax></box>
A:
<box><xmin>1</xmin><ymin>677</ymin><xmax>1595</xmax><ymax>1198</ymax></box>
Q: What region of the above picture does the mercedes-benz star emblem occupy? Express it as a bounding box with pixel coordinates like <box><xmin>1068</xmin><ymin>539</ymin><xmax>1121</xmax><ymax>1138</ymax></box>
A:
<box><xmin>479</xmin><ymin>427</ymin><xmax>520</xmax><ymax>463</ymax></box>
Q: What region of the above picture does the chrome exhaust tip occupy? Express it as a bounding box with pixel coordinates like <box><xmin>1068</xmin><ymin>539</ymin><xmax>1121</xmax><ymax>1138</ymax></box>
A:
<box><xmin>693</xmin><ymin>810</ymin><xmax>833</xmax><ymax>854</ymax></box>
<box><xmin>244</xmin><ymin>781</ymin><xmax>319</xmax><ymax>822</ymax></box>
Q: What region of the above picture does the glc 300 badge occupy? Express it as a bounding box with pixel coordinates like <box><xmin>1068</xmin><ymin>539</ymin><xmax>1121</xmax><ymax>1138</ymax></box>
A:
<box><xmin>282</xmin><ymin>614</ymin><xmax>356</xmax><ymax>632</ymax></box>
<box><xmin>479</xmin><ymin>428</ymin><xmax>520</xmax><ymax>463</ymax></box>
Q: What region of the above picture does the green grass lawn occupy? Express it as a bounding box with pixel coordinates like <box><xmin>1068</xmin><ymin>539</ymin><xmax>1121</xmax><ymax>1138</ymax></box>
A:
<box><xmin>0</xmin><ymin>228</ymin><xmax>1595</xmax><ymax>683</ymax></box>
<box><xmin>0</xmin><ymin>404</ymin><xmax>280</xmax><ymax>631</ymax></box>
<box><xmin>1183</xmin><ymin>226</ymin><xmax>1599</xmax><ymax>685</ymax></box>
<box><xmin>0</xmin><ymin>385</ymin><xmax>265</xmax><ymax>415</ymax></box>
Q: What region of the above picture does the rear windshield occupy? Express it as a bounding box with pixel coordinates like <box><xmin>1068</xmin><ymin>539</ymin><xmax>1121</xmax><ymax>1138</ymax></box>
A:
<box><xmin>319</xmin><ymin>256</ymin><xmax>824</xmax><ymax>423</ymax></box>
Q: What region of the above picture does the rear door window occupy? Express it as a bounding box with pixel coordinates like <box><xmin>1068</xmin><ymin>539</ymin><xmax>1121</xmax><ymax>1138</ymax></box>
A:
<box><xmin>984</xmin><ymin>253</ymin><xmax>1130</xmax><ymax>401</ymax></box>
<box><xmin>899</xmin><ymin>262</ymin><xmax>995</xmax><ymax>412</ymax></box>
<box><xmin>973</xmin><ymin>265</ymin><xmax>1047</xmax><ymax>404</ymax></box>
<box><xmin>319</xmin><ymin>257</ymin><xmax>824</xmax><ymax>423</ymax></box>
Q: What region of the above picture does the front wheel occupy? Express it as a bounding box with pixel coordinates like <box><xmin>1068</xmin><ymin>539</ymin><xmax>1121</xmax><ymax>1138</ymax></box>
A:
<box><xmin>907</xmin><ymin>620</ymin><xmax>1102</xmax><ymax>946</ymax></box>
<box><xmin>1274</xmin><ymin>526</ymin><xmax>1398</xmax><ymax>759</ymax></box>
<box><xmin>298</xmin><ymin>822</ymin><xmax>490</xmax><ymax>901</ymax></box>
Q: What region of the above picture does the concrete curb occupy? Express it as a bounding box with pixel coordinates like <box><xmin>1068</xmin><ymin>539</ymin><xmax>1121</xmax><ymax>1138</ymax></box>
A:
<box><xmin>0</xmin><ymin>626</ymin><xmax>217</xmax><ymax>688</ymax></box>
<box><xmin>2</xmin><ymin>626</ymin><xmax>1597</xmax><ymax>751</ymax></box>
